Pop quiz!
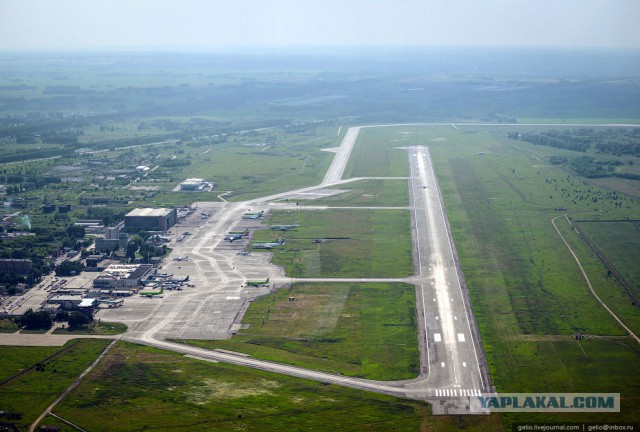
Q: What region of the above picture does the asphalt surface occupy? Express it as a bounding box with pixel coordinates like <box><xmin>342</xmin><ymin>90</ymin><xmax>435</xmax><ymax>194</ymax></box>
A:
<box><xmin>403</xmin><ymin>146</ymin><xmax>491</xmax><ymax>413</ymax></box>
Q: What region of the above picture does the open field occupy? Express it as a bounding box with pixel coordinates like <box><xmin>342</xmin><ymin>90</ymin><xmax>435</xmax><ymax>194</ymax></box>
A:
<box><xmin>252</xmin><ymin>209</ymin><xmax>413</xmax><ymax>277</ymax></box>
<box><xmin>576</xmin><ymin>220</ymin><xmax>640</xmax><ymax>293</ymax></box>
<box><xmin>182</xmin><ymin>282</ymin><xmax>419</xmax><ymax>380</ymax></box>
<box><xmin>52</xmin><ymin>321</ymin><xmax>128</xmax><ymax>335</ymax></box>
<box><xmin>334</xmin><ymin>124</ymin><xmax>640</xmax><ymax>424</ymax></box>
<box><xmin>53</xmin><ymin>341</ymin><xmax>502</xmax><ymax>432</ymax></box>
<box><xmin>416</xmin><ymin>126</ymin><xmax>640</xmax><ymax>424</ymax></box>
<box><xmin>0</xmin><ymin>318</ymin><xmax>19</xmax><ymax>333</ymax></box>
<box><xmin>0</xmin><ymin>339</ymin><xmax>112</xmax><ymax>430</ymax></box>
<box><xmin>554</xmin><ymin>218</ymin><xmax>640</xmax><ymax>335</ymax></box>
<box><xmin>0</xmin><ymin>345</ymin><xmax>62</xmax><ymax>381</ymax></box>
<box><xmin>311</xmin><ymin>179</ymin><xmax>410</xmax><ymax>207</ymax></box>
<box><xmin>344</xmin><ymin>127</ymin><xmax>412</xmax><ymax>178</ymax></box>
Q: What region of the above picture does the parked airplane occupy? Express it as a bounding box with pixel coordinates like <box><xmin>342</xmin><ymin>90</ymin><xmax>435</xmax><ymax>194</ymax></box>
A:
<box><xmin>224</xmin><ymin>233</ymin><xmax>242</xmax><ymax>242</ymax></box>
<box><xmin>167</xmin><ymin>275</ymin><xmax>189</xmax><ymax>283</ymax></box>
<box><xmin>141</xmin><ymin>288</ymin><xmax>164</xmax><ymax>297</ymax></box>
<box><xmin>173</xmin><ymin>256</ymin><xmax>188</xmax><ymax>261</ymax></box>
<box><xmin>269</xmin><ymin>223</ymin><xmax>299</xmax><ymax>231</ymax></box>
<box><xmin>246</xmin><ymin>277</ymin><xmax>270</xmax><ymax>287</ymax></box>
<box><xmin>242</xmin><ymin>211</ymin><xmax>264</xmax><ymax>220</ymax></box>
<box><xmin>252</xmin><ymin>237</ymin><xmax>285</xmax><ymax>249</ymax></box>
<box><xmin>236</xmin><ymin>251</ymin><xmax>251</xmax><ymax>256</ymax></box>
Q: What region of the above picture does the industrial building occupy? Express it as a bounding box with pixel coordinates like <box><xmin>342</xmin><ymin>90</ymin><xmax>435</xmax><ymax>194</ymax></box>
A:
<box><xmin>124</xmin><ymin>208</ymin><xmax>177</xmax><ymax>232</ymax></box>
<box><xmin>180</xmin><ymin>178</ymin><xmax>208</xmax><ymax>191</ymax></box>
<box><xmin>92</xmin><ymin>264</ymin><xmax>156</xmax><ymax>293</ymax></box>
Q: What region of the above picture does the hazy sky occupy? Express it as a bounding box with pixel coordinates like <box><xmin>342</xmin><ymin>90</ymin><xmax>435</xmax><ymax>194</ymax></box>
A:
<box><xmin>1</xmin><ymin>0</ymin><xmax>639</xmax><ymax>50</ymax></box>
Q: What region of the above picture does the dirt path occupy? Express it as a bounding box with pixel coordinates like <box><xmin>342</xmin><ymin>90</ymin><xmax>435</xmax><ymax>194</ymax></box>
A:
<box><xmin>29</xmin><ymin>339</ymin><xmax>119</xmax><ymax>432</ymax></box>
<box><xmin>551</xmin><ymin>214</ymin><xmax>639</xmax><ymax>344</ymax></box>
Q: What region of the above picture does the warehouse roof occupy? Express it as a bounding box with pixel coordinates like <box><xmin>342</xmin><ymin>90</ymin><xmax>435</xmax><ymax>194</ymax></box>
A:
<box><xmin>126</xmin><ymin>208</ymin><xmax>173</xmax><ymax>217</ymax></box>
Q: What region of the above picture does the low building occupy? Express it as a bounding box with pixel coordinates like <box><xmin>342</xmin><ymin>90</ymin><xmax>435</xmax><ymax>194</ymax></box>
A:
<box><xmin>180</xmin><ymin>178</ymin><xmax>207</xmax><ymax>191</ymax></box>
<box><xmin>74</xmin><ymin>220</ymin><xmax>105</xmax><ymax>236</ymax></box>
<box><xmin>124</xmin><ymin>208</ymin><xmax>176</xmax><ymax>233</ymax></box>
<box><xmin>85</xmin><ymin>255</ymin><xmax>105</xmax><ymax>268</ymax></box>
<box><xmin>47</xmin><ymin>294</ymin><xmax>84</xmax><ymax>310</ymax></box>
<box><xmin>58</xmin><ymin>204</ymin><xmax>72</xmax><ymax>213</ymax></box>
<box><xmin>78</xmin><ymin>298</ymin><xmax>97</xmax><ymax>315</ymax></box>
<box><xmin>92</xmin><ymin>264</ymin><xmax>156</xmax><ymax>293</ymax></box>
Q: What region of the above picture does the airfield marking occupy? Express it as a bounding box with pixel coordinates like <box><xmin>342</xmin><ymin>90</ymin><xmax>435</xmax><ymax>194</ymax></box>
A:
<box><xmin>423</xmin><ymin>147</ymin><xmax>487</xmax><ymax>389</ymax></box>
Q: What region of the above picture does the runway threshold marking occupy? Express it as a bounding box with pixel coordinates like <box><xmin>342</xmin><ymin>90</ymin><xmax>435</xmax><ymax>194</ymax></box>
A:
<box><xmin>435</xmin><ymin>388</ymin><xmax>481</xmax><ymax>397</ymax></box>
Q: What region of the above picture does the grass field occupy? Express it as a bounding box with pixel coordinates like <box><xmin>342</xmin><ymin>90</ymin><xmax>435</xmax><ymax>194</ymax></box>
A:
<box><xmin>310</xmin><ymin>179</ymin><xmax>410</xmax><ymax>207</ymax></box>
<box><xmin>182</xmin><ymin>282</ymin><xmax>419</xmax><ymax>380</ymax></box>
<box><xmin>554</xmin><ymin>218</ymin><xmax>640</xmax><ymax>335</ymax></box>
<box><xmin>425</xmin><ymin>126</ymin><xmax>640</xmax><ymax>424</ymax></box>
<box><xmin>0</xmin><ymin>339</ymin><xmax>112</xmax><ymax>430</ymax></box>
<box><xmin>52</xmin><ymin>321</ymin><xmax>128</xmax><ymax>335</ymax></box>
<box><xmin>339</xmin><ymin>125</ymin><xmax>640</xmax><ymax>426</ymax></box>
<box><xmin>126</xmin><ymin>126</ymin><xmax>340</xmax><ymax>205</ymax></box>
<box><xmin>577</xmin><ymin>220</ymin><xmax>640</xmax><ymax>293</ymax></box>
<box><xmin>253</xmin><ymin>209</ymin><xmax>413</xmax><ymax>277</ymax></box>
<box><xmin>344</xmin><ymin>127</ymin><xmax>415</xmax><ymax>178</ymax></box>
<box><xmin>53</xmin><ymin>341</ymin><xmax>503</xmax><ymax>432</ymax></box>
<box><xmin>0</xmin><ymin>318</ymin><xmax>19</xmax><ymax>333</ymax></box>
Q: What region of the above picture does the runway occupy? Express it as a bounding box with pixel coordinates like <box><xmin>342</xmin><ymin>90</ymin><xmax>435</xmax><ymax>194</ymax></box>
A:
<box><xmin>402</xmin><ymin>146</ymin><xmax>490</xmax><ymax>412</ymax></box>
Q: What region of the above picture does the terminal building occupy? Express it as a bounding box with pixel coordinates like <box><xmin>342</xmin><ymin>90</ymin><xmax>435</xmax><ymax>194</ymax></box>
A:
<box><xmin>92</xmin><ymin>264</ymin><xmax>156</xmax><ymax>294</ymax></box>
<box><xmin>124</xmin><ymin>208</ymin><xmax>177</xmax><ymax>233</ymax></box>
